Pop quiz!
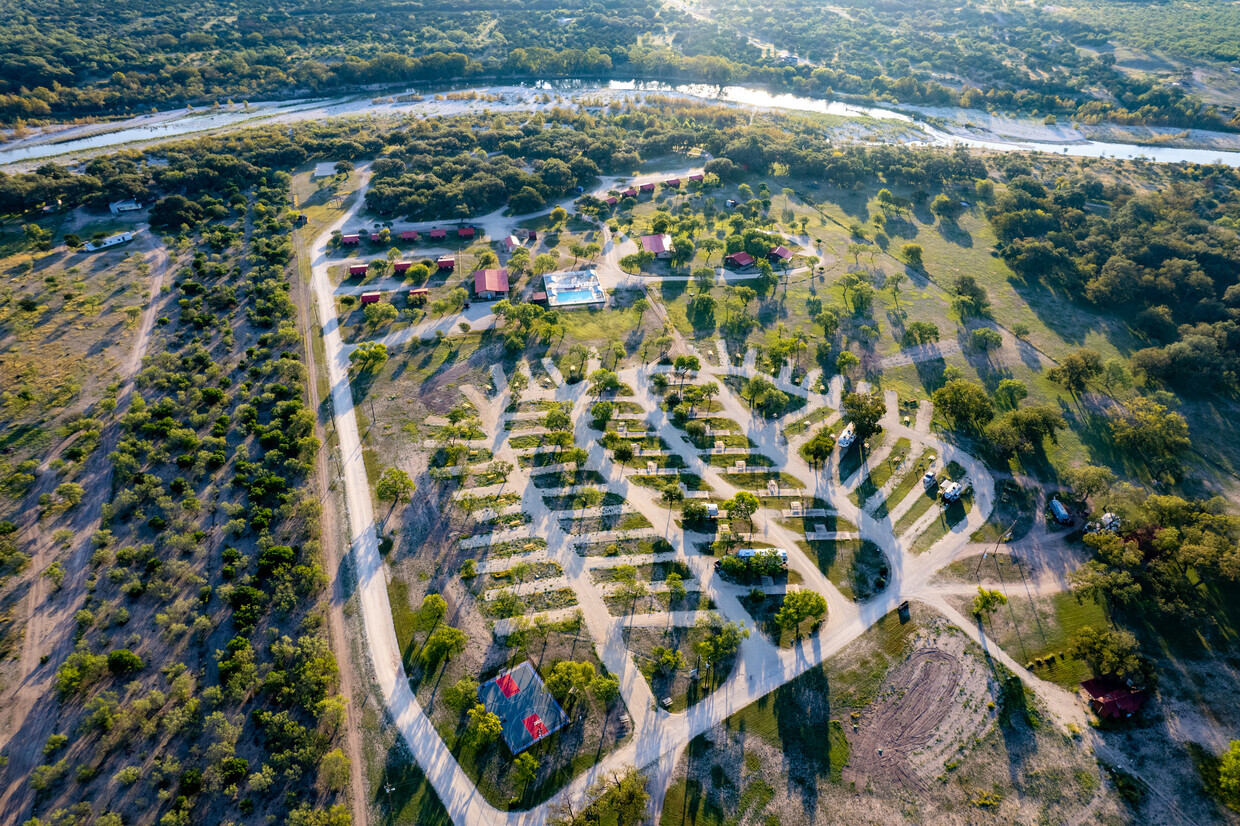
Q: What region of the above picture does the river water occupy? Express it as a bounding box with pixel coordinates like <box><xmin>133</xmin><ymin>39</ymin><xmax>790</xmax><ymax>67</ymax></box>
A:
<box><xmin>4</xmin><ymin>79</ymin><xmax>1240</xmax><ymax>169</ymax></box>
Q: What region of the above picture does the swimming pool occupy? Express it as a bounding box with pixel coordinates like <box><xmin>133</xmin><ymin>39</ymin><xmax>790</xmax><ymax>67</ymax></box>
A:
<box><xmin>549</xmin><ymin>289</ymin><xmax>603</xmax><ymax>306</ymax></box>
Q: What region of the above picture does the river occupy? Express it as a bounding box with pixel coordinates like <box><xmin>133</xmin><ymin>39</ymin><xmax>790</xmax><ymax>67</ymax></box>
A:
<box><xmin>4</xmin><ymin>79</ymin><xmax>1240</xmax><ymax>169</ymax></box>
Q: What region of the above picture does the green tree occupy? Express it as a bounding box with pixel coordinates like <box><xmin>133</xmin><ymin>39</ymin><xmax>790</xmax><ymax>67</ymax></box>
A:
<box><xmin>376</xmin><ymin>467</ymin><xmax>415</xmax><ymax>508</ymax></box>
<box><xmin>971</xmin><ymin>327</ymin><xmax>1003</xmax><ymax>352</ymax></box>
<box><xmin>54</xmin><ymin>482</ymin><xmax>85</xmax><ymax>507</ymax></box>
<box><xmin>971</xmin><ymin>587</ymin><xmax>1007</xmax><ymax>618</ymax></box>
<box><xmin>591</xmin><ymin>400</ymin><xmax>614</xmax><ymax>430</ymax></box>
<box><xmin>467</xmin><ymin>704</ymin><xmax>503</xmax><ymax>745</ymax></box>
<box><xmin>1063</xmin><ymin>465</ymin><xmax>1116</xmax><ymax>501</ymax></box>
<box><xmin>1218</xmin><ymin>741</ymin><xmax>1240</xmax><ymax>803</ymax></box>
<box><xmin>724</xmin><ymin>491</ymin><xmax>759</xmax><ymax>533</ymax></box>
<box><xmin>842</xmin><ymin>391</ymin><xmax>885</xmax><ymax>440</ymax></box>
<box><xmin>775</xmin><ymin>590</ymin><xmax>828</xmax><ymax>639</ymax></box>
<box><xmin>993</xmin><ymin>378</ymin><xmax>1028</xmax><ymax>410</ymax></box>
<box><xmin>349</xmin><ymin>341</ymin><xmax>388</xmax><ymax>372</ymax></box>
<box><xmin>320</xmin><ymin>748</ymin><xmax>350</xmax><ymax>792</ymax></box>
<box><xmin>932</xmin><ymin>379</ymin><xmax>994</xmax><ymax>431</ymax></box>
<box><xmin>1068</xmin><ymin>626</ymin><xmax>1145</xmax><ymax>682</ymax></box>
<box><xmin>835</xmin><ymin>350</ymin><xmax>860</xmax><ymax>376</ymax></box>
<box><xmin>1048</xmin><ymin>348</ymin><xmax>1103</xmax><ymax>396</ymax></box>
<box><xmin>514</xmin><ymin>752</ymin><xmax>540</xmax><ymax>792</ymax></box>
<box><xmin>900</xmin><ymin>242</ymin><xmax>923</xmax><ymax>269</ymax></box>
<box><xmin>421</xmin><ymin>626</ymin><xmax>467</xmax><ymax>668</ymax></box>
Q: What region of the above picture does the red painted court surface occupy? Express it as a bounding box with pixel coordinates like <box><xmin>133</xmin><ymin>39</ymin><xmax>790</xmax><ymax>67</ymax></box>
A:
<box><xmin>478</xmin><ymin>661</ymin><xmax>569</xmax><ymax>753</ymax></box>
<box><xmin>497</xmin><ymin>674</ymin><xmax>519</xmax><ymax>698</ymax></box>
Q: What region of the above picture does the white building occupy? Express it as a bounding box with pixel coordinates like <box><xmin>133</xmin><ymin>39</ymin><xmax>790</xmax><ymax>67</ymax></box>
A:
<box><xmin>84</xmin><ymin>232</ymin><xmax>135</xmax><ymax>251</ymax></box>
<box><xmin>108</xmin><ymin>199</ymin><xmax>142</xmax><ymax>214</ymax></box>
<box><xmin>543</xmin><ymin>270</ymin><xmax>605</xmax><ymax>310</ymax></box>
<box><xmin>313</xmin><ymin>162</ymin><xmax>341</xmax><ymax>178</ymax></box>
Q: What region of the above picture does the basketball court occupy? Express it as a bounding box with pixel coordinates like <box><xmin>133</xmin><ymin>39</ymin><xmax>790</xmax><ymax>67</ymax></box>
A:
<box><xmin>477</xmin><ymin>660</ymin><xmax>569</xmax><ymax>754</ymax></box>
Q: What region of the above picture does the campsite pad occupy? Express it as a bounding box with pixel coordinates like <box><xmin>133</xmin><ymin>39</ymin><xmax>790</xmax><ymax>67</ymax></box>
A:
<box><xmin>478</xmin><ymin>660</ymin><xmax>569</xmax><ymax>753</ymax></box>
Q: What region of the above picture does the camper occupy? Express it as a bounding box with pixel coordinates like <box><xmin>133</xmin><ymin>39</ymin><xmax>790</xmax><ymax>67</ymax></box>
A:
<box><xmin>1049</xmin><ymin>497</ymin><xmax>1072</xmax><ymax>525</ymax></box>
<box><xmin>838</xmin><ymin>422</ymin><xmax>856</xmax><ymax>449</ymax></box>
<box><xmin>942</xmin><ymin>481</ymin><xmax>964</xmax><ymax>502</ymax></box>
<box><xmin>728</xmin><ymin>548</ymin><xmax>788</xmax><ymax>566</ymax></box>
<box><xmin>923</xmin><ymin>470</ymin><xmax>938</xmax><ymax>490</ymax></box>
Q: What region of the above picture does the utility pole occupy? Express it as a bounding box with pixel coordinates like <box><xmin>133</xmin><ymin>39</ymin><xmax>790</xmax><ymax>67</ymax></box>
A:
<box><xmin>976</xmin><ymin>518</ymin><xmax>1019</xmax><ymax>580</ymax></box>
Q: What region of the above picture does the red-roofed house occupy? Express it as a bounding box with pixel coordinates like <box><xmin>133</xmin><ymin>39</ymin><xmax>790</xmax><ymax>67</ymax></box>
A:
<box><xmin>725</xmin><ymin>251</ymin><xmax>755</xmax><ymax>269</ymax></box>
<box><xmin>340</xmin><ymin>234</ymin><xmax>360</xmax><ymax>246</ymax></box>
<box><xmin>436</xmin><ymin>256</ymin><xmax>455</xmax><ymax>270</ymax></box>
<box><xmin>400</xmin><ymin>230</ymin><xmax>419</xmax><ymax>242</ymax></box>
<box><xmin>639</xmin><ymin>182</ymin><xmax>656</xmax><ymax>193</ymax></box>
<box><xmin>370</xmin><ymin>232</ymin><xmax>383</xmax><ymax>243</ymax></box>
<box><xmin>1081</xmin><ymin>679</ymin><xmax>1146</xmax><ymax>720</ymax></box>
<box><xmin>458</xmin><ymin>226</ymin><xmax>475</xmax><ymax>239</ymax></box>
<box><xmin>641</xmin><ymin>233</ymin><xmax>674</xmax><ymax>259</ymax></box>
<box><xmin>688</xmin><ymin>173</ymin><xmax>704</xmax><ymax>183</ymax></box>
<box><xmin>622</xmin><ymin>187</ymin><xmax>638</xmax><ymax>198</ymax></box>
<box><xmin>348</xmin><ymin>264</ymin><xmax>368</xmax><ymax>276</ymax></box>
<box><xmin>360</xmin><ymin>291</ymin><xmax>381</xmax><ymax>304</ymax></box>
<box><xmin>429</xmin><ymin>228</ymin><xmax>447</xmax><ymax>240</ymax></box>
<box><xmin>473</xmin><ymin>268</ymin><xmax>510</xmax><ymax>300</ymax></box>
<box><xmin>393</xmin><ymin>260</ymin><xmax>412</xmax><ymax>273</ymax></box>
<box><xmin>768</xmin><ymin>245</ymin><xmax>792</xmax><ymax>263</ymax></box>
<box><xmin>501</xmin><ymin>235</ymin><xmax>522</xmax><ymax>253</ymax></box>
<box><xmin>665</xmin><ymin>178</ymin><xmax>681</xmax><ymax>187</ymax></box>
<box><xmin>604</xmin><ymin>196</ymin><xmax>619</xmax><ymax>206</ymax></box>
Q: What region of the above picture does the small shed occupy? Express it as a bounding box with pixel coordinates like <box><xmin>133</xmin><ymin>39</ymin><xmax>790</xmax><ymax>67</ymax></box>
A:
<box><xmin>622</xmin><ymin>187</ymin><xmax>638</xmax><ymax>198</ymax></box>
<box><xmin>340</xmin><ymin>234</ymin><xmax>360</xmax><ymax>246</ymax></box>
<box><xmin>502</xmin><ymin>235</ymin><xmax>522</xmax><ymax>253</ymax></box>
<box><xmin>458</xmin><ymin>226</ymin><xmax>475</xmax><ymax>239</ymax></box>
<box><xmin>348</xmin><ymin>264</ymin><xmax>368</xmax><ymax>276</ymax></box>
<box><xmin>429</xmin><ymin>228</ymin><xmax>447</xmax><ymax>240</ymax></box>
<box><xmin>688</xmin><ymin>174</ymin><xmax>704</xmax><ymax>183</ymax></box>
<box><xmin>664</xmin><ymin>178</ymin><xmax>681</xmax><ymax>187</ymax></box>
<box><xmin>768</xmin><ymin>245</ymin><xmax>792</xmax><ymax>263</ymax></box>
<box><xmin>408</xmin><ymin>287</ymin><xmax>430</xmax><ymax>297</ymax></box>
<box><xmin>436</xmin><ymin>256</ymin><xmax>455</xmax><ymax>270</ymax></box>
<box><xmin>393</xmin><ymin>261</ymin><xmax>412</xmax><ymax>273</ymax></box>
<box><xmin>639</xmin><ymin>182</ymin><xmax>656</xmax><ymax>193</ymax></box>
<box><xmin>360</xmin><ymin>291</ymin><xmax>381</xmax><ymax>304</ymax></box>
<box><xmin>370</xmin><ymin>232</ymin><xmax>383</xmax><ymax>243</ymax></box>
<box><xmin>604</xmin><ymin>196</ymin><xmax>619</xmax><ymax>206</ymax></box>
<box><xmin>400</xmin><ymin>230</ymin><xmax>419</xmax><ymax>242</ymax></box>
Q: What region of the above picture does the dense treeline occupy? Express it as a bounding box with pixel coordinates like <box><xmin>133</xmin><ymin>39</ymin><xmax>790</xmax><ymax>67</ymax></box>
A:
<box><xmin>0</xmin><ymin>0</ymin><xmax>1228</xmax><ymax>129</ymax></box>
<box><xmin>983</xmin><ymin>162</ymin><xmax>1240</xmax><ymax>391</ymax></box>
<box><xmin>19</xmin><ymin>126</ymin><xmax>349</xmax><ymax>824</ymax></box>
<box><xmin>702</xmin><ymin>0</ymin><xmax>1233</xmax><ymax>130</ymax></box>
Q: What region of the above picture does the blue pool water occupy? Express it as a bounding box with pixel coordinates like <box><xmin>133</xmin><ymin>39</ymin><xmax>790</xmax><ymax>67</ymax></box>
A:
<box><xmin>551</xmin><ymin>289</ymin><xmax>600</xmax><ymax>304</ymax></box>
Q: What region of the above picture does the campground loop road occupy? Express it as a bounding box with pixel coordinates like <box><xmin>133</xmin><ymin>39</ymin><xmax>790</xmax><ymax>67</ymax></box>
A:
<box><xmin>312</xmin><ymin>169</ymin><xmax>1103</xmax><ymax>825</ymax></box>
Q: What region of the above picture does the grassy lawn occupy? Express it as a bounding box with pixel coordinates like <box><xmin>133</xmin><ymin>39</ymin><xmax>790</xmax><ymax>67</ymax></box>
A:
<box><xmin>719</xmin><ymin>471</ymin><xmax>806</xmax><ymax>490</ymax></box>
<box><xmin>875</xmin><ymin>448</ymin><xmax>932</xmax><ymax>519</ymax></box>
<box><xmin>541</xmin><ymin>491</ymin><xmax>626</xmax><ymax>510</ymax></box>
<box><xmin>624</xmin><ymin>624</ymin><xmax>738</xmax><ymax>712</ymax></box>
<box><xmin>797</xmin><ymin>538</ymin><xmax>889</xmax><ymax>600</ymax></box>
<box><xmin>838</xmin><ymin>432</ymin><xmax>886</xmax><ymax>483</ymax></box>
<box><xmin>559</xmin><ymin>511</ymin><xmax>653</xmax><ymax>534</ymax></box>
<box><xmin>971</xmin><ymin>479</ymin><xmax>1039</xmax><ymax>543</ymax></box>
<box><xmin>705</xmin><ymin>452</ymin><xmax>773</xmax><ymax>468</ymax></box>
<box><xmin>849</xmin><ymin>437</ymin><xmax>911</xmax><ymax>508</ymax></box>
<box><xmin>893</xmin><ymin>460</ymin><xmax>967</xmax><ymax>536</ymax></box>
<box><xmin>531</xmin><ymin>469</ymin><xmax>607</xmax><ymax>488</ymax></box>
<box><xmin>783</xmin><ymin>405</ymin><xmax>834</xmax><ymax>438</ymax></box>
<box><xmin>909</xmin><ymin>494</ymin><xmax>974</xmax><ymax>554</ymax></box>
<box><xmin>954</xmin><ymin>590</ymin><xmax>1109</xmax><ymax>689</ymax></box>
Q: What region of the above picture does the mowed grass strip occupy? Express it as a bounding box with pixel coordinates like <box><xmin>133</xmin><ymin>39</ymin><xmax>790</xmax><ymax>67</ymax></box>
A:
<box><xmin>875</xmin><ymin>448</ymin><xmax>932</xmax><ymax>519</ymax></box>
<box><xmin>849</xmin><ymin>437</ymin><xmax>911</xmax><ymax>508</ymax></box>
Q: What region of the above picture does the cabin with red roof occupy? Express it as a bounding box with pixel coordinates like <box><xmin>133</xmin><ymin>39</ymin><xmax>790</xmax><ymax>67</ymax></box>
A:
<box><xmin>639</xmin><ymin>182</ymin><xmax>656</xmax><ymax>193</ymax></box>
<box><xmin>429</xmin><ymin>228</ymin><xmax>447</xmax><ymax>240</ymax></box>
<box><xmin>640</xmin><ymin>233</ymin><xmax>674</xmax><ymax>259</ymax></box>
<box><xmin>370</xmin><ymin>232</ymin><xmax>383</xmax><ymax>243</ymax></box>
<box><xmin>725</xmin><ymin>251</ymin><xmax>755</xmax><ymax>269</ymax></box>
<box><xmin>400</xmin><ymin>230</ymin><xmax>419</xmax><ymax>242</ymax></box>
<box><xmin>604</xmin><ymin>196</ymin><xmax>619</xmax><ymax>206</ymax></box>
<box><xmin>622</xmin><ymin>187</ymin><xmax>638</xmax><ymax>198</ymax></box>
<box><xmin>1081</xmin><ymin>679</ymin><xmax>1146</xmax><ymax>720</ymax></box>
<box><xmin>340</xmin><ymin>234</ymin><xmax>360</xmax><ymax>246</ymax></box>
<box><xmin>768</xmin><ymin>245</ymin><xmax>793</xmax><ymax>263</ymax></box>
<box><xmin>688</xmin><ymin>173</ymin><xmax>704</xmax><ymax>182</ymax></box>
<box><xmin>409</xmin><ymin>287</ymin><xmax>429</xmax><ymax>297</ymax></box>
<box><xmin>665</xmin><ymin>178</ymin><xmax>681</xmax><ymax>187</ymax></box>
<box><xmin>393</xmin><ymin>261</ymin><xmax>412</xmax><ymax>273</ymax></box>
<box><xmin>436</xmin><ymin>256</ymin><xmax>455</xmax><ymax>270</ymax></box>
<box><xmin>458</xmin><ymin>226</ymin><xmax>475</xmax><ymax>239</ymax></box>
<box><xmin>473</xmin><ymin>268</ymin><xmax>510</xmax><ymax>300</ymax></box>
<box><xmin>348</xmin><ymin>264</ymin><xmax>368</xmax><ymax>276</ymax></box>
<box><xmin>360</xmin><ymin>291</ymin><xmax>381</xmax><ymax>304</ymax></box>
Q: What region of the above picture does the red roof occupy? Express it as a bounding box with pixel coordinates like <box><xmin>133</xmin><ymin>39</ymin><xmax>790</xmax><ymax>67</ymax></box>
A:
<box><xmin>400</xmin><ymin>230</ymin><xmax>419</xmax><ymax>241</ymax></box>
<box><xmin>348</xmin><ymin>264</ymin><xmax>368</xmax><ymax>275</ymax></box>
<box><xmin>768</xmin><ymin>245</ymin><xmax>792</xmax><ymax>260</ymax></box>
<box><xmin>726</xmin><ymin>251</ymin><xmax>755</xmax><ymax>267</ymax></box>
<box><xmin>497</xmin><ymin>673</ymin><xmax>520</xmax><ymax>698</ymax></box>
<box><xmin>408</xmin><ymin>287</ymin><xmax>429</xmax><ymax>296</ymax></box>
<box><xmin>360</xmin><ymin>291</ymin><xmax>381</xmax><ymax>304</ymax></box>
<box><xmin>523</xmin><ymin>713</ymin><xmax>549</xmax><ymax>740</ymax></box>
<box><xmin>605</xmin><ymin>197</ymin><xmax>618</xmax><ymax>205</ymax></box>
<box><xmin>641</xmin><ymin>234</ymin><xmax>673</xmax><ymax>255</ymax></box>
<box><xmin>665</xmin><ymin>178</ymin><xmax>681</xmax><ymax>186</ymax></box>
<box><xmin>1081</xmin><ymin>679</ymin><xmax>1146</xmax><ymax>719</ymax></box>
<box><xmin>473</xmin><ymin>268</ymin><xmax>509</xmax><ymax>294</ymax></box>
<box><xmin>531</xmin><ymin>291</ymin><xmax>547</xmax><ymax>301</ymax></box>
<box><xmin>458</xmin><ymin>227</ymin><xmax>475</xmax><ymax>238</ymax></box>
<box><xmin>639</xmin><ymin>183</ymin><xmax>655</xmax><ymax>192</ymax></box>
<box><xmin>393</xmin><ymin>261</ymin><xmax>412</xmax><ymax>271</ymax></box>
<box><xmin>436</xmin><ymin>256</ymin><xmax>455</xmax><ymax>269</ymax></box>
<box><xmin>370</xmin><ymin>232</ymin><xmax>383</xmax><ymax>242</ymax></box>
<box><xmin>429</xmin><ymin>229</ymin><xmax>447</xmax><ymax>239</ymax></box>
<box><xmin>341</xmin><ymin>234</ymin><xmax>360</xmax><ymax>244</ymax></box>
<box><xmin>622</xmin><ymin>188</ymin><xmax>638</xmax><ymax>197</ymax></box>
<box><xmin>688</xmin><ymin>174</ymin><xmax>704</xmax><ymax>182</ymax></box>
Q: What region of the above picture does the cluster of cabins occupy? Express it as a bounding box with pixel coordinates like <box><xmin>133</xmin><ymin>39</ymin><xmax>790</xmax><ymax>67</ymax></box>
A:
<box><xmin>724</xmin><ymin>245</ymin><xmax>793</xmax><ymax>270</ymax></box>
<box><xmin>340</xmin><ymin>226</ymin><xmax>478</xmax><ymax>246</ymax></box>
<box><xmin>604</xmin><ymin>174</ymin><xmax>705</xmax><ymax>206</ymax></box>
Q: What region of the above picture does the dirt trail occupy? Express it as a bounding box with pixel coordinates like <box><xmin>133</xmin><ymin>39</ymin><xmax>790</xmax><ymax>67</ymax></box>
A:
<box><xmin>293</xmin><ymin>211</ymin><xmax>368</xmax><ymax>824</ymax></box>
<box><xmin>0</xmin><ymin>231</ymin><xmax>168</xmax><ymax>819</ymax></box>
